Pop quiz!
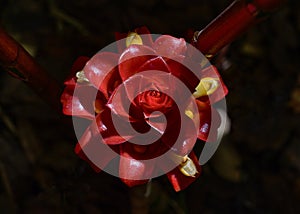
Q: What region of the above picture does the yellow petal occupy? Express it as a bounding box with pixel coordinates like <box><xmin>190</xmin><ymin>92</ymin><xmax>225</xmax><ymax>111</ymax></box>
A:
<box><xmin>179</xmin><ymin>155</ymin><xmax>198</xmax><ymax>177</ymax></box>
<box><xmin>126</xmin><ymin>32</ymin><xmax>143</xmax><ymax>47</ymax></box>
<box><xmin>193</xmin><ymin>77</ymin><xmax>219</xmax><ymax>98</ymax></box>
<box><xmin>169</xmin><ymin>153</ymin><xmax>198</xmax><ymax>177</ymax></box>
<box><xmin>76</xmin><ymin>70</ymin><xmax>89</xmax><ymax>83</ymax></box>
<box><xmin>185</xmin><ymin>109</ymin><xmax>194</xmax><ymax>119</ymax></box>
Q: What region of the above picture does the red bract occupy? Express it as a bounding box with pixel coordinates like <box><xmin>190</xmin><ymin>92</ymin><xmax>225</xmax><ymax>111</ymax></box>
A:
<box><xmin>61</xmin><ymin>27</ymin><xmax>228</xmax><ymax>191</ymax></box>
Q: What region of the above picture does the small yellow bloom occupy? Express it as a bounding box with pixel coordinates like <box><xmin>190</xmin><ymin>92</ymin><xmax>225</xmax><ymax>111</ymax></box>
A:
<box><xmin>193</xmin><ymin>77</ymin><xmax>219</xmax><ymax>98</ymax></box>
<box><xmin>76</xmin><ymin>70</ymin><xmax>89</xmax><ymax>83</ymax></box>
<box><xmin>126</xmin><ymin>32</ymin><xmax>143</xmax><ymax>47</ymax></box>
<box><xmin>169</xmin><ymin>153</ymin><xmax>198</xmax><ymax>177</ymax></box>
<box><xmin>179</xmin><ymin>155</ymin><xmax>198</xmax><ymax>177</ymax></box>
<box><xmin>185</xmin><ymin>109</ymin><xmax>194</xmax><ymax>119</ymax></box>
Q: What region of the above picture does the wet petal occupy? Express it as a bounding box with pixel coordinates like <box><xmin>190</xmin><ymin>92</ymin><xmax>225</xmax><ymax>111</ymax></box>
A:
<box><xmin>197</xmin><ymin>100</ymin><xmax>221</xmax><ymax>142</ymax></box>
<box><xmin>122</xmin><ymin>138</ymin><xmax>170</xmax><ymax>161</ymax></box>
<box><xmin>118</xmin><ymin>45</ymin><xmax>156</xmax><ymax>81</ymax></box>
<box><xmin>84</xmin><ymin>52</ymin><xmax>121</xmax><ymax>99</ymax></box>
<box><xmin>61</xmin><ymin>85</ymin><xmax>102</xmax><ymax>119</ymax></box>
<box><xmin>166</xmin><ymin>56</ymin><xmax>200</xmax><ymax>93</ymax></box>
<box><xmin>96</xmin><ymin>108</ymin><xmax>135</xmax><ymax>145</ymax></box>
<box><xmin>136</xmin><ymin>56</ymin><xmax>170</xmax><ymax>73</ymax></box>
<box><xmin>153</xmin><ymin>35</ymin><xmax>187</xmax><ymax>58</ymax></box>
<box><xmin>107</xmin><ymin>81</ymin><xmax>144</xmax><ymax>122</ymax></box>
<box><xmin>95</xmin><ymin>107</ymin><xmax>151</xmax><ymax>145</ymax></box>
<box><xmin>161</xmin><ymin>111</ymin><xmax>198</xmax><ymax>156</ymax></box>
<box><xmin>75</xmin><ymin>124</ymin><xmax>119</xmax><ymax>172</ymax></box>
<box><xmin>145</xmin><ymin>113</ymin><xmax>167</xmax><ymax>134</ymax></box>
<box><xmin>119</xmin><ymin>143</ymin><xmax>155</xmax><ymax>186</ymax></box>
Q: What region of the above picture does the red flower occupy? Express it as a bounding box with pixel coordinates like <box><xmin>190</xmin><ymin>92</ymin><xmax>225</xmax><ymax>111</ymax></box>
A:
<box><xmin>61</xmin><ymin>27</ymin><xmax>228</xmax><ymax>191</ymax></box>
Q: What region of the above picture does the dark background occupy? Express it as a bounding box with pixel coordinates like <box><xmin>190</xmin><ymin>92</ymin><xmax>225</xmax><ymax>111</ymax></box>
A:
<box><xmin>0</xmin><ymin>0</ymin><xmax>299</xmax><ymax>213</ymax></box>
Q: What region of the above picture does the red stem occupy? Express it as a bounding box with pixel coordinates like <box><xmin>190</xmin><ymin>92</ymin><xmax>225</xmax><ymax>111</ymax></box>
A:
<box><xmin>0</xmin><ymin>0</ymin><xmax>286</xmax><ymax>111</ymax></box>
<box><xmin>193</xmin><ymin>0</ymin><xmax>286</xmax><ymax>58</ymax></box>
<box><xmin>0</xmin><ymin>27</ymin><xmax>62</xmax><ymax>112</ymax></box>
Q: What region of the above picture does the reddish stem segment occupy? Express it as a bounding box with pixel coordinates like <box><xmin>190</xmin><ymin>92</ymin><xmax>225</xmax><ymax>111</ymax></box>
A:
<box><xmin>0</xmin><ymin>27</ymin><xmax>62</xmax><ymax>112</ymax></box>
<box><xmin>252</xmin><ymin>0</ymin><xmax>287</xmax><ymax>12</ymax></box>
<box><xmin>193</xmin><ymin>0</ymin><xmax>286</xmax><ymax>58</ymax></box>
<box><xmin>0</xmin><ymin>0</ymin><xmax>286</xmax><ymax>111</ymax></box>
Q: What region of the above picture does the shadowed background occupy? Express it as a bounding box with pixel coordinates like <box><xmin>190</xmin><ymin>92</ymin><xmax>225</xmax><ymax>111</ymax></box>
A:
<box><xmin>0</xmin><ymin>0</ymin><xmax>299</xmax><ymax>213</ymax></box>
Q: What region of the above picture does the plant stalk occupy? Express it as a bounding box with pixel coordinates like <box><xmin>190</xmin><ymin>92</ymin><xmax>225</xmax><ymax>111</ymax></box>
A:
<box><xmin>0</xmin><ymin>27</ymin><xmax>62</xmax><ymax>112</ymax></box>
<box><xmin>193</xmin><ymin>0</ymin><xmax>286</xmax><ymax>58</ymax></box>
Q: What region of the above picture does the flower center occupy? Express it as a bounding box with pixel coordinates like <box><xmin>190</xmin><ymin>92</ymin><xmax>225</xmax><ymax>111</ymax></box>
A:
<box><xmin>149</xmin><ymin>90</ymin><xmax>161</xmax><ymax>98</ymax></box>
